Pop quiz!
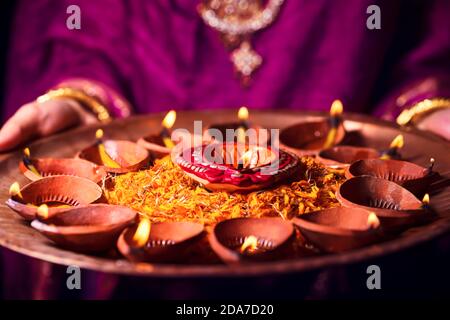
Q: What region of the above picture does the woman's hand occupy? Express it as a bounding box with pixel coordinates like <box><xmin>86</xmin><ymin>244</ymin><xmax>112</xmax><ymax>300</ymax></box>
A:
<box><xmin>0</xmin><ymin>99</ymin><xmax>99</xmax><ymax>152</ymax></box>
<box><xmin>416</xmin><ymin>108</ymin><xmax>450</xmax><ymax>141</ymax></box>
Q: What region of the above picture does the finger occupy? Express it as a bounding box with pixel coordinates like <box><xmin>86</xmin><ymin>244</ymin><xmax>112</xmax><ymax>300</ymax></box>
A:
<box><xmin>65</xmin><ymin>100</ymin><xmax>100</xmax><ymax>126</ymax></box>
<box><xmin>0</xmin><ymin>99</ymin><xmax>86</xmax><ymax>151</ymax></box>
<box><xmin>0</xmin><ymin>102</ymin><xmax>41</xmax><ymax>151</ymax></box>
<box><xmin>36</xmin><ymin>99</ymin><xmax>85</xmax><ymax>136</ymax></box>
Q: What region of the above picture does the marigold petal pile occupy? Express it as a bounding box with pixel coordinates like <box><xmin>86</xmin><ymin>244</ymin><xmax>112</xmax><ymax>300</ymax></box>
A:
<box><xmin>104</xmin><ymin>156</ymin><xmax>345</xmax><ymax>226</ymax></box>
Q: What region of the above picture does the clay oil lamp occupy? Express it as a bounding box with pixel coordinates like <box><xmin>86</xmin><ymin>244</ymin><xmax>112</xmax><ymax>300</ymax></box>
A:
<box><xmin>317</xmin><ymin>145</ymin><xmax>380</xmax><ymax>168</ymax></box>
<box><xmin>279</xmin><ymin>100</ymin><xmax>345</xmax><ymax>156</ymax></box>
<box><xmin>293</xmin><ymin>208</ymin><xmax>382</xmax><ymax>253</ymax></box>
<box><xmin>204</xmin><ymin>107</ymin><xmax>269</xmax><ymax>146</ymax></box>
<box><xmin>174</xmin><ymin>141</ymin><xmax>301</xmax><ymax>193</ymax></box>
<box><xmin>380</xmin><ymin>134</ymin><xmax>404</xmax><ymax>160</ymax></box>
<box><xmin>137</xmin><ymin>110</ymin><xmax>179</xmax><ymax>159</ymax></box>
<box><xmin>30</xmin><ymin>204</ymin><xmax>137</xmax><ymax>252</ymax></box>
<box><xmin>208</xmin><ymin>217</ymin><xmax>294</xmax><ymax>264</ymax></box>
<box><xmin>345</xmin><ymin>157</ymin><xmax>437</xmax><ymax>197</ymax></box>
<box><xmin>117</xmin><ymin>217</ymin><xmax>204</xmax><ymax>263</ymax></box>
<box><xmin>19</xmin><ymin>147</ymin><xmax>106</xmax><ymax>183</ymax></box>
<box><xmin>336</xmin><ymin>176</ymin><xmax>431</xmax><ymax>231</ymax></box>
<box><xmin>6</xmin><ymin>176</ymin><xmax>103</xmax><ymax>221</ymax></box>
<box><xmin>78</xmin><ymin>129</ymin><xmax>150</xmax><ymax>174</ymax></box>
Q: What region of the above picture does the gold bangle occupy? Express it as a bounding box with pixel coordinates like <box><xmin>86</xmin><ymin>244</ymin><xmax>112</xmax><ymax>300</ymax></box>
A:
<box><xmin>396</xmin><ymin>97</ymin><xmax>450</xmax><ymax>126</ymax></box>
<box><xmin>36</xmin><ymin>88</ymin><xmax>112</xmax><ymax>123</ymax></box>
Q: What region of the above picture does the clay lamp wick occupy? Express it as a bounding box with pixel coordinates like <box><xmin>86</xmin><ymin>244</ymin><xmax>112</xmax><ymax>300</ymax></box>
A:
<box><xmin>426</xmin><ymin>158</ymin><xmax>435</xmax><ymax>175</ymax></box>
<box><xmin>323</xmin><ymin>99</ymin><xmax>344</xmax><ymax>149</ymax></box>
<box><xmin>22</xmin><ymin>148</ymin><xmax>42</xmax><ymax>178</ymax></box>
<box><xmin>422</xmin><ymin>193</ymin><xmax>431</xmax><ymax>210</ymax></box>
<box><xmin>380</xmin><ymin>134</ymin><xmax>404</xmax><ymax>160</ymax></box>
<box><xmin>9</xmin><ymin>182</ymin><xmax>23</xmax><ymax>200</ymax></box>
<box><xmin>131</xmin><ymin>217</ymin><xmax>151</xmax><ymax>248</ymax></box>
<box><xmin>237</xmin><ymin>106</ymin><xmax>250</xmax><ymax>144</ymax></box>
<box><xmin>226</xmin><ymin>144</ymin><xmax>271</xmax><ymax>172</ymax></box>
<box><xmin>236</xmin><ymin>147</ymin><xmax>253</xmax><ymax>171</ymax></box>
<box><xmin>159</xmin><ymin>110</ymin><xmax>177</xmax><ymax>149</ymax></box>
<box><xmin>95</xmin><ymin>129</ymin><xmax>121</xmax><ymax>168</ymax></box>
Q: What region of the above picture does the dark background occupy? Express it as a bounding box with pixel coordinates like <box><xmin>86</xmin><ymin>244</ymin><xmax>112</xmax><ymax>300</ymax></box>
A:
<box><xmin>0</xmin><ymin>1</ymin><xmax>15</xmax><ymax>111</ymax></box>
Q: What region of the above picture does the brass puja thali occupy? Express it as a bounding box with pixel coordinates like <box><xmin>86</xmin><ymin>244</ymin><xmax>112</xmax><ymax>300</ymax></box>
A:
<box><xmin>0</xmin><ymin>110</ymin><xmax>449</xmax><ymax>277</ymax></box>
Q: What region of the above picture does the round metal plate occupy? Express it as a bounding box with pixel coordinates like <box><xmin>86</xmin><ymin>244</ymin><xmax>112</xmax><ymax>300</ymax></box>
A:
<box><xmin>0</xmin><ymin>110</ymin><xmax>449</xmax><ymax>277</ymax></box>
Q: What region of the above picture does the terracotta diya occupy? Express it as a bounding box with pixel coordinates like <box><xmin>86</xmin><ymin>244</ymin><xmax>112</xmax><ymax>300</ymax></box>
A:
<box><xmin>6</xmin><ymin>176</ymin><xmax>103</xmax><ymax>221</ymax></box>
<box><xmin>204</xmin><ymin>107</ymin><xmax>269</xmax><ymax>146</ymax></box>
<box><xmin>117</xmin><ymin>218</ymin><xmax>204</xmax><ymax>263</ymax></box>
<box><xmin>279</xmin><ymin>100</ymin><xmax>345</xmax><ymax>156</ymax></box>
<box><xmin>174</xmin><ymin>142</ymin><xmax>301</xmax><ymax>193</ymax></box>
<box><xmin>345</xmin><ymin>158</ymin><xmax>437</xmax><ymax>196</ymax></box>
<box><xmin>78</xmin><ymin>129</ymin><xmax>150</xmax><ymax>174</ymax></box>
<box><xmin>137</xmin><ymin>110</ymin><xmax>179</xmax><ymax>159</ymax></box>
<box><xmin>208</xmin><ymin>218</ymin><xmax>294</xmax><ymax>264</ymax></box>
<box><xmin>31</xmin><ymin>204</ymin><xmax>137</xmax><ymax>252</ymax></box>
<box><xmin>317</xmin><ymin>145</ymin><xmax>380</xmax><ymax>168</ymax></box>
<box><xmin>138</xmin><ymin>130</ymin><xmax>203</xmax><ymax>161</ymax></box>
<box><xmin>336</xmin><ymin>176</ymin><xmax>430</xmax><ymax>230</ymax></box>
<box><xmin>20</xmin><ymin>148</ymin><xmax>106</xmax><ymax>183</ymax></box>
<box><xmin>293</xmin><ymin>208</ymin><xmax>382</xmax><ymax>253</ymax></box>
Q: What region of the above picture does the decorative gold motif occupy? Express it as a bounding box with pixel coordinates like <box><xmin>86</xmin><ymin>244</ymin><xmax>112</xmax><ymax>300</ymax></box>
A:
<box><xmin>199</xmin><ymin>0</ymin><xmax>284</xmax><ymax>85</ymax></box>
<box><xmin>231</xmin><ymin>41</ymin><xmax>262</xmax><ymax>79</ymax></box>
<box><xmin>37</xmin><ymin>88</ymin><xmax>111</xmax><ymax>123</ymax></box>
<box><xmin>396</xmin><ymin>98</ymin><xmax>450</xmax><ymax>126</ymax></box>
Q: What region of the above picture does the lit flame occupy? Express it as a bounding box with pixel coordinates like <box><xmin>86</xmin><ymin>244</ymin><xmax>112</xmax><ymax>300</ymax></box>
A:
<box><xmin>367</xmin><ymin>212</ymin><xmax>380</xmax><ymax>229</ymax></box>
<box><xmin>240</xmin><ymin>235</ymin><xmax>258</xmax><ymax>254</ymax></box>
<box><xmin>22</xmin><ymin>147</ymin><xmax>42</xmax><ymax>177</ymax></box>
<box><xmin>422</xmin><ymin>193</ymin><xmax>430</xmax><ymax>206</ymax></box>
<box><xmin>240</xmin><ymin>149</ymin><xmax>255</xmax><ymax>169</ymax></box>
<box><xmin>9</xmin><ymin>182</ymin><xmax>22</xmax><ymax>199</ymax></box>
<box><xmin>132</xmin><ymin>218</ymin><xmax>151</xmax><ymax>247</ymax></box>
<box><xmin>330</xmin><ymin>99</ymin><xmax>344</xmax><ymax>116</ymax></box>
<box><xmin>95</xmin><ymin>129</ymin><xmax>104</xmax><ymax>140</ymax></box>
<box><xmin>162</xmin><ymin>110</ymin><xmax>176</xmax><ymax>130</ymax></box>
<box><xmin>95</xmin><ymin>129</ymin><xmax>121</xmax><ymax>168</ymax></box>
<box><xmin>238</xmin><ymin>106</ymin><xmax>249</xmax><ymax>121</ymax></box>
<box><xmin>23</xmin><ymin>147</ymin><xmax>31</xmax><ymax>158</ymax></box>
<box><xmin>389</xmin><ymin>134</ymin><xmax>404</xmax><ymax>149</ymax></box>
<box><xmin>37</xmin><ymin>204</ymin><xmax>49</xmax><ymax>219</ymax></box>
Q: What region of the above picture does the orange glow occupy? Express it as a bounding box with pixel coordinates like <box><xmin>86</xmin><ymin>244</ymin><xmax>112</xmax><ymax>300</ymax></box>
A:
<box><xmin>238</xmin><ymin>147</ymin><xmax>274</xmax><ymax>169</ymax></box>
<box><xmin>330</xmin><ymin>99</ymin><xmax>344</xmax><ymax>116</ymax></box>
<box><xmin>422</xmin><ymin>193</ymin><xmax>430</xmax><ymax>206</ymax></box>
<box><xmin>367</xmin><ymin>212</ymin><xmax>380</xmax><ymax>229</ymax></box>
<box><xmin>162</xmin><ymin>110</ymin><xmax>177</xmax><ymax>130</ymax></box>
<box><xmin>95</xmin><ymin>129</ymin><xmax>104</xmax><ymax>140</ymax></box>
<box><xmin>23</xmin><ymin>147</ymin><xmax>31</xmax><ymax>158</ymax></box>
<box><xmin>240</xmin><ymin>235</ymin><xmax>258</xmax><ymax>254</ymax></box>
<box><xmin>37</xmin><ymin>204</ymin><xmax>49</xmax><ymax>219</ymax></box>
<box><xmin>238</xmin><ymin>106</ymin><xmax>249</xmax><ymax>121</ymax></box>
<box><xmin>132</xmin><ymin>218</ymin><xmax>151</xmax><ymax>247</ymax></box>
<box><xmin>240</xmin><ymin>149</ymin><xmax>254</xmax><ymax>169</ymax></box>
<box><xmin>389</xmin><ymin>134</ymin><xmax>404</xmax><ymax>149</ymax></box>
<box><xmin>9</xmin><ymin>182</ymin><xmax>22</xmax><ymax>199</ymax></box>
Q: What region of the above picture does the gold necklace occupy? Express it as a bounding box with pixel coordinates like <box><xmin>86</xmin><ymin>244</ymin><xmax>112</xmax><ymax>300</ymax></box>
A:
<box><xmin>198</xmin><ymin>0</ymin><xmax>285</xmax><ymax>86</ymax></box>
